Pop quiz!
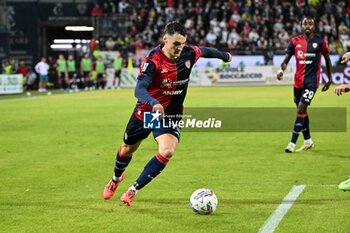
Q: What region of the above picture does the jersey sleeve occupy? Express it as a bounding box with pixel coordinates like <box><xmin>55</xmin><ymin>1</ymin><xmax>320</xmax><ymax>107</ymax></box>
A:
<box><xmin>199</xmin><ymin>47</ymin><xmax>230</xmax><ymax>62</ymax></box>
<box><xmin>285</xmin><ymin>40</ymin><xmax>294</xmax><ymax>55</ymax></box>
<box><xmin>135</xmin><ymin>59</ymin><xmax>159</xmax><ymax>106</ymax></box>
<box><xmin>321</xmin><ymin>38</ymin><xmax>330</xmax><ymax>55</ymax></box>
<box><xmin>189</xmin><ymin>46</ymin><xmax>202</xmax><ymax>63</ymax></box>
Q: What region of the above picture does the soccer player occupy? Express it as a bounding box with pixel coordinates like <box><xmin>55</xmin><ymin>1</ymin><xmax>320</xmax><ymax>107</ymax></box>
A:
<box><xmin>277</xmin><ymin>16</ymin><xmax>332</xmax><ymax>153</ymax></box>
<box><xmin>335</xmin><ymin>52</ymin><xmax>350</xmax><ymax>191</ymax></box>
<box><xmin>103</xmin><ymin>21</ymin><xmax>232</xmax><ymax>206</ymax></box>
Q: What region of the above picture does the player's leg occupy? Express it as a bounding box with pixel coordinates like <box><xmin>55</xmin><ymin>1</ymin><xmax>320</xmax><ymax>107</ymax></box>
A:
<box><xmin>296</xmin><ymin>88</ymin><xmax>316</xmax><ymax>151</ymax></box>
<box><xmin>286</xmin><ymin>88</ymin><xmax>316</xmax><ymax>152</ymax></box>
<box><xmin>285</xmin><ymin>88</ymin><xmax>302</xmax><ymax>152</ymax></box>
<box><xmin>286</xmin><ymin>102</ymin><xmax>308</xmax><ymax>152</ymax></box>
<box><xmin>103</xmin><ymin>141</ymin><xmax>141</xmax><ymax>200</ymax></box>
<box><xmin>121</xmin><ymin>130</ymin><xmax>179</xmax><ymax>206</ymax></box>
<box><xmin>103</xmin><ymin>114</ymin><xmax>151</xmax><ymax>200</ymax></box>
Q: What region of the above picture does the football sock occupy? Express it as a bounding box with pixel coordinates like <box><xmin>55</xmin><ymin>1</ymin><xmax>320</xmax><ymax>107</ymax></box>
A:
<box><xmin>301</xmin><ymin>114</ymin><xmax>311</xmax><ymax>140</ymax></box>
<box><xmin>113</xmin><ymin>148</ymin><xmax>132</xmax><ymax>182</ymax></box>
<box><xmin>291</xmin><ymin>113</ymin><xmax>306</xmax><ymax>144</ymax></box>
<box><xmin>133</xmin><ymin>153</ymin><xmax>169</xmax><ymax>190</ymax></box>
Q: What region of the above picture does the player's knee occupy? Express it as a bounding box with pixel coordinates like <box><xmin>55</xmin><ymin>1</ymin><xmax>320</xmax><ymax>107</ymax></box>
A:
<box><xmin>119</xmin><ymin>145</ymin><xmax>135</xmax><ymax>158</ymax></box>
<box><xmin>159</xmin><ymin>148</ymin><xmax>175</xmax><ymax>160</ymax></box>
<box><xmin>297</xmin><ymin>105</ymin><xmax>307</xmax><ymax>114</ymax></box>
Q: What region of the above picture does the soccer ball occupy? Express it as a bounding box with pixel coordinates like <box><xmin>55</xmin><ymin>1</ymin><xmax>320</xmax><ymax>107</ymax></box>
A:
<box><xmin>190</xmin><ymin>188</ymin><xmax>218</xmax><ymax>214</ymax></box>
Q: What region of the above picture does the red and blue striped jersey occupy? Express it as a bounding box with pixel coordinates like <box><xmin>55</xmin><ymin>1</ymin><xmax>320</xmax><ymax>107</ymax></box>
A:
<box><xmin>286</xmin><ymin>35</ymin><xmax>330</xmax><ymax>88</ymax></box>
<box><xmin>134</xmin><ymin>44</ymin><xmax>202</xmax><ymax>120</ymax></box>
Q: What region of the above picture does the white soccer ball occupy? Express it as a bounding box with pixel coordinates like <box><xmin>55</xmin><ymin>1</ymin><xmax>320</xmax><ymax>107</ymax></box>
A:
<box><xmin>190</xmin><ymin>188</ymin><xmax>218</xmax><ymax>214</ymax></box>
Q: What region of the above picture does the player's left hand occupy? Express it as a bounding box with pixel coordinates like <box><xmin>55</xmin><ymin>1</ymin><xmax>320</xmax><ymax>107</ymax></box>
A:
<box><xmin>341</xmin><ymin>52</ymin><xmax>350</xmax><ymax>64</ymax></box>
<box><xmin>321</xmin><ymin>82</ymin><xmax>331</xmax><ymax>92</ymax></box>
<box><xmin>334</xmin><ymin>84</ymin><xmax>350</xmax><ymax>96</ymax></box>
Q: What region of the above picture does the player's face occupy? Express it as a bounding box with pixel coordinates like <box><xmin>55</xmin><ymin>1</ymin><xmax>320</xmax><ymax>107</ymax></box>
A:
<box><xmin>302</xmin><ymin>18</ymin><xmax>314</xmax><ymax>36</ymax></box>
<box><xmin>163</xmin><ymin>33</ymin><xmax>187</xmax><ymax>60</ymax></box>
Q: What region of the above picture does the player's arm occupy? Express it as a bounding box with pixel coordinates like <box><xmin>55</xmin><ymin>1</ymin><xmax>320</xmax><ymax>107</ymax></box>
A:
<box><xmin>341</xmin><ymin>52</ymin><xmax>350</xmax><ymax>64</ymax></box>
<box><xmin>135</xmin><ymin>60</ymin><xmax>164</xmax><ymax>116</ymax></box>
<box><xmin>277</xmin><ymin>40</ymin><xmax>294</xmax><ymax>80</ymax></box>
<box><xmin>334</xmin><ymin>84</ymin><xmax>350</xmax><ymax>96</ymax></box>
<box><xmin>321</xmin><ymin>53</ymin><xmax>332</xmax><ymax>92</ymax></box>
<box><xmin>277</xmin><ymin>54</ymin><xmax>292</xmax><ymax>80</ymax></box>
<box><xmin>199</xmin><ymin>47</ymin><xmax>232</xmax><ymax>62</ymax></box>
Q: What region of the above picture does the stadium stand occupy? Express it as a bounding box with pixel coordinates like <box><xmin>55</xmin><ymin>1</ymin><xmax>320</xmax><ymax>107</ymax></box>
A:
<box><xmin>96</xmin><ymin>0</ymin><xmax>350</xmax><ymax>58</ymax></box>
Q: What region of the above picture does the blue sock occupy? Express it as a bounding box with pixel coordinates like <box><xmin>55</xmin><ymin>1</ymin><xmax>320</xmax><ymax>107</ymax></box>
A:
<box><xmin>113</xmin><ymin>148</ymin><xmax>132</xmax><ymax>181</ymax></box>
<box><xmin>301</xmin><ymin>115</ymin><xmax>311</xmax><ymax>140</ymax></box>
<box><xmin>134</xmin><ymin>153</ymin><xmax>169</xmax><ymax>190</ymax></box>
<box><xmin>291</xmin><ymin>114</ymin><xmax>306</xmax><ymax>144</ymax></box>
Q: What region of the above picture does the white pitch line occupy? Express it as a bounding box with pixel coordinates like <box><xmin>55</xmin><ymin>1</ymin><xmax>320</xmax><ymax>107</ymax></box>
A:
<box><xmin>307</xmin><ymin>184</ymin><xmax>337</xmax><ymax>187</ymax></box>
<box><xmin>258</xmin><ymin>185</ymin><xmax>306</xmax><ymax>233</ymax></box>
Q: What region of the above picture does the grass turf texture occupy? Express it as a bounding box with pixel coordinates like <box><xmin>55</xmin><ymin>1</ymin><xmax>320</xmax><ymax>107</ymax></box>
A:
<box><xmin>0</xmin><ymin>86</ymin><xmax>349</xmax><ymax>233</ymax></box>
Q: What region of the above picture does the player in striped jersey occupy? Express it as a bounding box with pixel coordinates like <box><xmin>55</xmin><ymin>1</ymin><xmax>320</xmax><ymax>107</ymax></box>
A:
<box><xmin>277</xmin><ymin>16</ymin><xmax>332</xmax><ymax>153</ymax></box>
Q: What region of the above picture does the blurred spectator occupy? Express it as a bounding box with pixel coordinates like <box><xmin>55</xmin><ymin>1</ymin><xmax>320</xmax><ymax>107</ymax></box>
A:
<box><xmin>47</xmin><ymin>56</ymin><xmax>57</xmax><ymax>88</ymax></box>
<box><xmin>16</xmin><ymin>61</ymin><xmax>29</xmax><ymax>84</ymax></box>
<box><xmin>95</xmin><ymin>56</ymin><xmax>106</xmax><ymax>89</ymax></box>
<box><xmin>25</xmin><ymin>68</ymin><xmax>37</xmax><ymax>96</ymax></box>
<box><xmin>257</xmin><ymin>37</ymin><xmax>268</xmax><ymax>50</ymax></box>
<box><xmin>105</xmin><ymin>37</ymin><xmax>116</xmax><ymax>50</ymax></box>
<box><xmin>113</xmin><ymin>51</ymin><xmax>123</xmax><ymax>89</ymax></box>
<box><xmin>118</xmin><ymin>0</ymin><xmax>129</xmax><ymax>13</ymax></box>
<box><xmin>93</xmin><ymin>0</ymin><xmax>350</xmax><ymax>61</ymax></box>
<box><xmin>56</xmin><ymin>54</ymin><xmax>68</xmax><ymax>91</ymax></box>
<box><xmin>35</xmin><ymin>57</ymin><xmax>49</xmax><ymax>92</ymax></box>
<box><xmin>67</xmin><ymin>55</ymin><xmax>78</xmax><ymax>91</ymax></box>
<box><xmin>206</xmin><ymin>28</ymin><xmax>217</xmax><ymax>44</ymax></box>
<box><xmin>91</xmin><ymin>3</ymin><xmax>103</xmax><ymax>17</ymax></box>
<box><xmin>4</xmin><ymin>60</ymin><xmax>13</xmax><ymax>74</ymax></box>
<box><xmin>80</xmin><ymin>53</ymin><xmax>93</xmax><ymax>91</ymax></box>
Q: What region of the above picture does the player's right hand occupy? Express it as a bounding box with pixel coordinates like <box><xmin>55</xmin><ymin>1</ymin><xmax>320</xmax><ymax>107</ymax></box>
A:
<box><xmin>226</xmin><ymin>53</ymin><xmax>232</xmax><ymax>62</ymax></box>
<box><xmin>153</xmin><ymin>104</ymin><xmax>165</xmax><ymax>118</ymax></box>
<box><xmin>276</xmin><ymin>69</ymin><xmax>284</xmax><ymax>80</ymax></box>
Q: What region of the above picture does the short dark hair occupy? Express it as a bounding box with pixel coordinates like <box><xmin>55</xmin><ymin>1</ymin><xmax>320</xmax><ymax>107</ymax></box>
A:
<box><xmin>164</xmin><ymin>21</ymin><xmax>186</xmax><ymax>36</ymax></box>
<box><xmin>302</xmin><ymin>16</ymin><xmax>315</xmax><ymax>24</ymax></box>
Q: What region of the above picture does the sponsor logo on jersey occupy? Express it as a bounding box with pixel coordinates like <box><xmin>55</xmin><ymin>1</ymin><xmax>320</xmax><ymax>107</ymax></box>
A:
<box><xmin>160</xmin><ymin>70</ymin><xmax>169</xmax><ymax>73</ymax></box>
<box><xmin>174</xmin><ymin>78</ymin><xmax>189</xmax><ymax>85</ymax></box>
<box><xmin>161</xmin><ymin>78</ymin><xmax>172</xmax><ymax>88</ymax></box>
<box><xmin>142</xmin><ymin>62</ymin><xmax>149</xmax><ymax>72</ymax></box>
<box><xmin>299</xmin><ymin>60</ymin><xmax>312</xmax><ymax>64</ymax></box>
<box><xmin>304</xmin><ymin>53</ymin><xmax>316</xmax><ymax>57</ymax></box>
<box><xmin>185</xmin><ymin>60</ymin><xmax>191</xmax><ymax>69</ymax></box>
<box><xmin>296</xmin><ymin>44</ymin><xmax>302</xmax><ymax>48</ymax></box>
<box><xmin>162</xmin><ymin>90</ymin><xmax>183</xmax><ymax>95</ymax></box>
<box><xmin>297</xmin><ymin>50</ymin><xmax>304</xmax><ymax>59</ymax></box>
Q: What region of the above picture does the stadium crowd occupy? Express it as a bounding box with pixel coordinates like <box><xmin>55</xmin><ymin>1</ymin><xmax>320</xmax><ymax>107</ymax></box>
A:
<box><xmin>2</xmin><ymin>0</ymin><xmax>350</xmax><ymax>93</ymax></box>
<box><xmin>95</xmin><ymin>0</ymin><xmax>350</xmax><ymax>58</ymax></box>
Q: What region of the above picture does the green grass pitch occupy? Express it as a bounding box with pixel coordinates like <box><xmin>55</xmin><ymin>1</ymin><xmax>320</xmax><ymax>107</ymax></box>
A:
<box><xmin>0</xmin><ymin>86</ymin><xmax>349</xmax><ymax>233</ymax></box>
